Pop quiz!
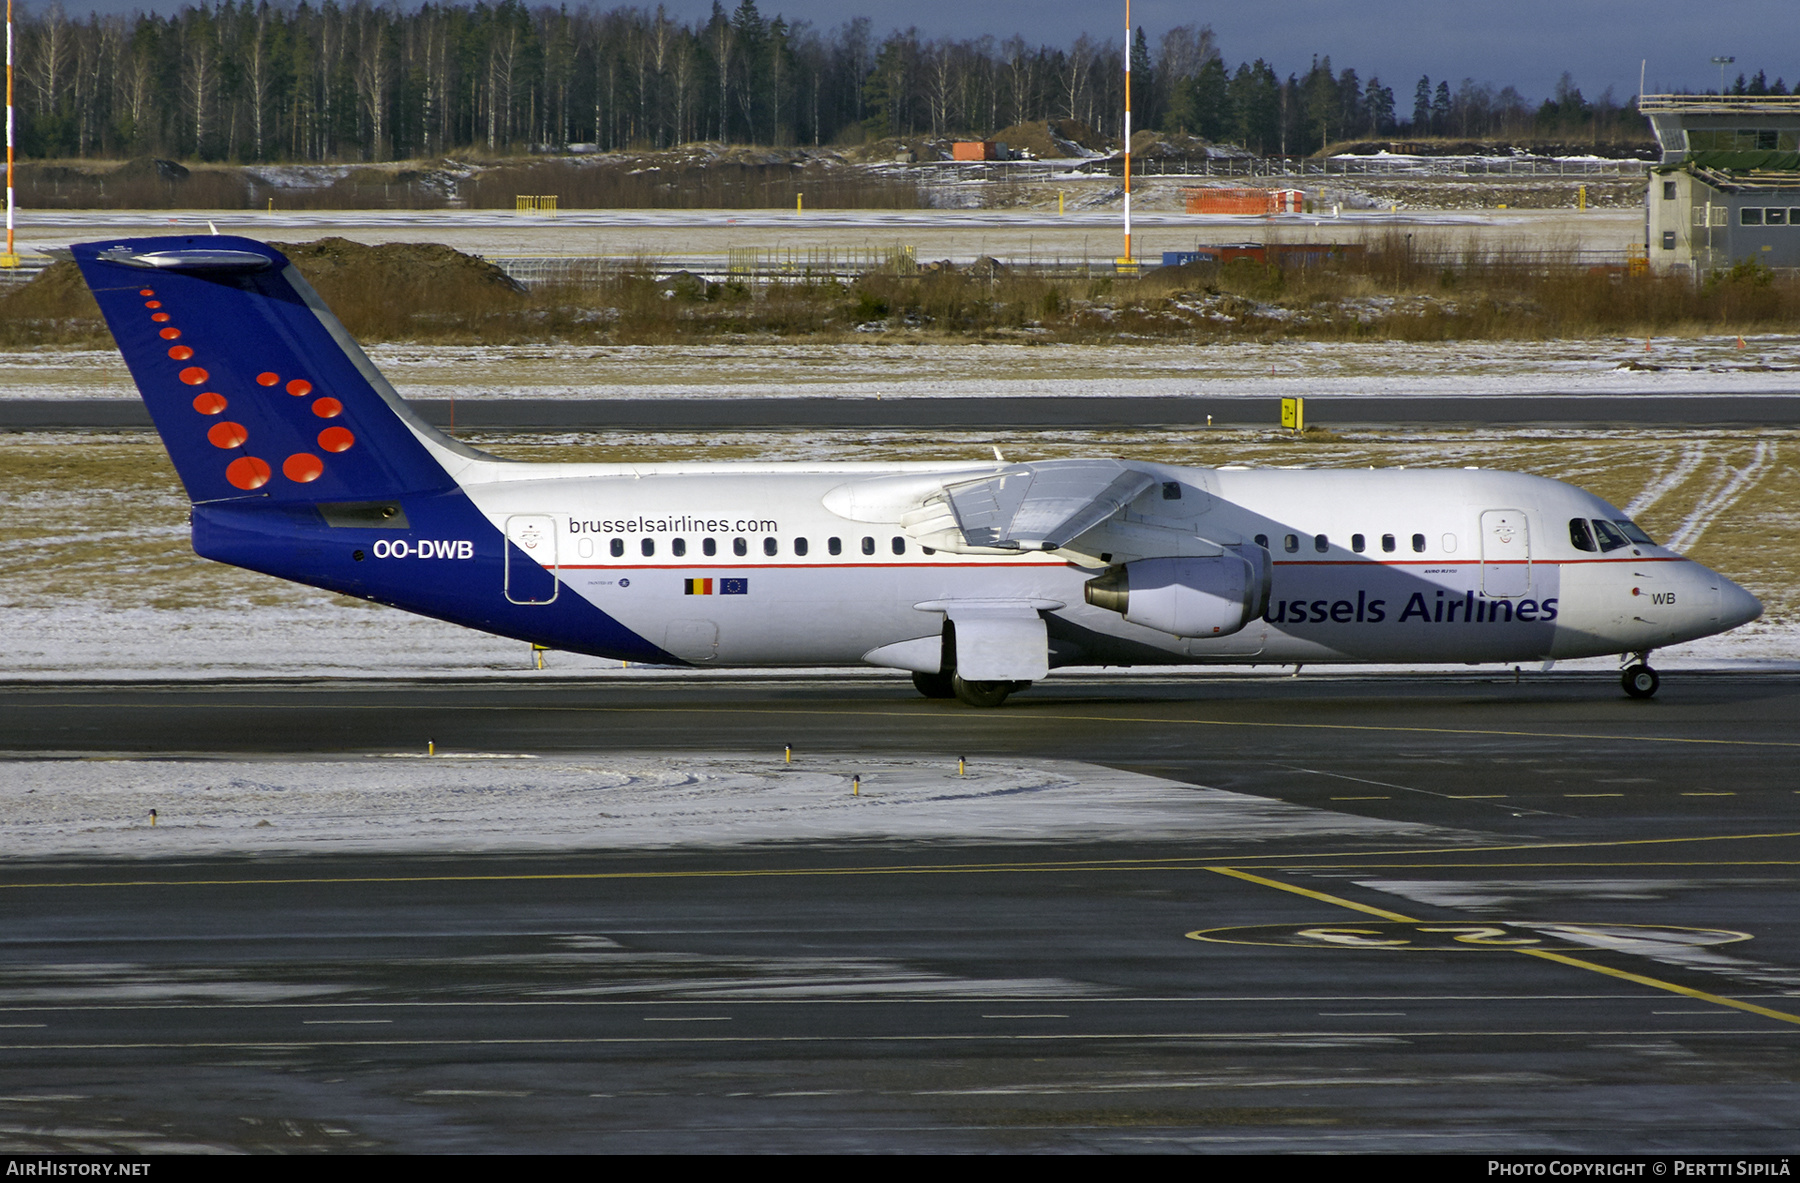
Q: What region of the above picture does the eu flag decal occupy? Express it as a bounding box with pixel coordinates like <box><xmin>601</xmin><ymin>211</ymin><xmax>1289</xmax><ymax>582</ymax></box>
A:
<box><xmin>721</xmin><ymin>578</ymin><xmax>749</xmax><ymax>595</ymax></box>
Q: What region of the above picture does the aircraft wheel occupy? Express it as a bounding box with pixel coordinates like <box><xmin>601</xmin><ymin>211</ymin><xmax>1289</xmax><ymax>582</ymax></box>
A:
<box><xmin>952</xmin><ymin>675</ymin><xmax>1013</xmax><ymax>708</ymax></box>
<box><xmin>1622</xmin><ymin>664</ymin><xmax>1660</xmax><ymax>699</ymax></box>
<box><xmin>912</xmin><ymin>670</ymin><xmax>956</xmax><ymax>699</ymax></box>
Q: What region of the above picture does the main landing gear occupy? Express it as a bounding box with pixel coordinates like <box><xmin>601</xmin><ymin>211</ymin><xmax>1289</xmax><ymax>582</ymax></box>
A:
<box><xmin>910</xmin><ymin>670</ymin><xmax>1032</xmax><ymax>708</ymax></box>
<box><xmin>1621</xmin><ymin>653</ymin><xmax>1660</xmax><ymax>699</ymax></box>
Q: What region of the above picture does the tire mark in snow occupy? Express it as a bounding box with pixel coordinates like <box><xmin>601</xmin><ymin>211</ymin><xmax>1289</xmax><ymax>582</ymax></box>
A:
<box><xmin>1665</xmin><ymin>441</ymin><xmax>1773</xmax><ymax>553</ymax></box>
<box><xmin>1624</xmin><ymin>440</ymin><xmax>1709</xmax><ymax>518</ymax></box>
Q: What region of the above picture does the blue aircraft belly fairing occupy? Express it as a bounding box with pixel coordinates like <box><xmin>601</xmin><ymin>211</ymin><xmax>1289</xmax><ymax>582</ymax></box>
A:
<box><xmin>74</xmin><ymin>236</ymin><xmax>674</xmax><ymax>664</ymax></box>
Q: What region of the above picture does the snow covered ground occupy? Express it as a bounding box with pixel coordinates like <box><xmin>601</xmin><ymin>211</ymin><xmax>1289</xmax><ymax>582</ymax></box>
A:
<box><xmin>0</xmin><ymin>753</ymin><xmax>1455</xmax><ymax>860</ymax></box>
<box><xmin>5</xmin><ymin>336</ymin><xmax>1799</xmax><ymax>403</ymax></box>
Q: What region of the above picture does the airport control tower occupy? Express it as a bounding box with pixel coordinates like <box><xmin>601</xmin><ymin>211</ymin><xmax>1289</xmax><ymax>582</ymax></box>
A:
<box><xmin>1640</xmin><ymin>94</ymin><xmax>1800</xmax><ymax>277</ymax></box>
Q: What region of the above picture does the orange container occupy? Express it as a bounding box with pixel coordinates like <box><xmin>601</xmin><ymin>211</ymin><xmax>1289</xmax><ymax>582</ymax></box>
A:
<box><xmin>1185</xmin><ymin>187</ymin><xmax>1308</xmax><ymax>215</ymax></box>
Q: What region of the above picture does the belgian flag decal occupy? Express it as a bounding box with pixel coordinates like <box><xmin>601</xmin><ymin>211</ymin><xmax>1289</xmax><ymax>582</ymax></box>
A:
<box><xmin>684</xmin><ymin>578</ymin><xmax>748</xmax><ymax>595</ymax></box>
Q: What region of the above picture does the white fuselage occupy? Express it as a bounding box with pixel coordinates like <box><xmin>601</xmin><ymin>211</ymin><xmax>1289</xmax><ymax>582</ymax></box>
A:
<box><xmin>420</xmin><ymin>449</ymin><xmax>1758</xmax><ymax>670</ymax></box>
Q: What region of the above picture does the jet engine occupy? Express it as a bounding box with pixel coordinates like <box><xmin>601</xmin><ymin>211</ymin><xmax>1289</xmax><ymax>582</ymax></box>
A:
<box><xmin>1083</xmin><ymin>549</ymin><xmax>1270</xmax><ymax>638</ymax></box>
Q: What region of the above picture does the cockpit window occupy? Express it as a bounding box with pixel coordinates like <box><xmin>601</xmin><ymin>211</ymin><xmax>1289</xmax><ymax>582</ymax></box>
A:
<box><xmin>1591</xmin><ymin>519</ymin><xmax>1631</xmax><ymax>552</ymax></box>
<box><xmin>1569</xmin><ymin>518</ymin><xmax>1596</xmax><ymax>552</ymax></box>
<box><xmin>1614</xmin><ymin>519</ymin><xmax>1655</xmax><ymax>546</ymax></box>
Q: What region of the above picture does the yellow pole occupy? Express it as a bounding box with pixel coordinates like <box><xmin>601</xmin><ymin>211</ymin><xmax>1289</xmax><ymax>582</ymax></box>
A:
<box><xmin>796</xmin><ymin>192</ymin><xmax>803</xmax><ymax>212</ymax></box>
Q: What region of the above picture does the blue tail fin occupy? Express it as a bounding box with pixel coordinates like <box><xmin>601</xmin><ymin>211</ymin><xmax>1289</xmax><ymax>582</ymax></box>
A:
<box><xmin>72</xmin><ymin>236</ymin><xmax>459</xmax><ymax>503</ymax></box>
<box><xmin>70</xmin><ymin>235</ymin><xmax>676</xmax><ymax>666</ymax></box>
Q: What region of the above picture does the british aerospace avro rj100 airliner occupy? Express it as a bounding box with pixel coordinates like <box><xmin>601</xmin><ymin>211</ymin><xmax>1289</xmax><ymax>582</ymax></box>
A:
<box><xmin>72</xmin><ymin>236</ymin><xmax>1762</xmax><ymax>706</ymax></box>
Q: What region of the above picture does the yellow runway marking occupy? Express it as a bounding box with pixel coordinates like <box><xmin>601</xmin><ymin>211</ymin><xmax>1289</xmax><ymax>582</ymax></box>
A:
<box><xmin>1683</xmin><ymin>792</ymin><xmax>1737</xmax><ymax>797</ymax></box>
<box><xmin>1204</xmin><ymin>867</ymin><xmax>1800</xmax><ymax>1028</ymax></box>
<box><xmin>1206</xmin><ymin>867</ymin><xmax>1417</xmax><ymax>923</ymax></box>
<box><xmin>1565</xmin><ymin>793</ymin><xmax>1624</xmax><ymax>798</ymax></box>
<box><xmin>1515</xmin><ymin>950</ymin><xmax>1800</xmax><ymax>1027</ymax></box>
<box><xmin>4</xmin><ymin>830</ymin><xmax>1799</xmax><ymax>892</ymax></box>
<box><xmin>25</xmin><ymin>700</ymin><xmax>1800</xmax><ymax>750</ymax></box>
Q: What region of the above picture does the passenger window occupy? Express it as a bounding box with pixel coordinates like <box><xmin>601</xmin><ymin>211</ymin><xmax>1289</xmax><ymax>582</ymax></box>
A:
<box><xmin>763</xmin><ymin>537</ymin><xmax>778</xmax><ymax>557</ymax></box>
<box><xmin>733</xmin><ymin>537</ymin><xmax>748</xmax><ymax>557</ymax></box>
<box><xmin>641</xmin><ymin>538</ymin><xmax>654</xmax><ymax>557</ymax></box>
<box><xmin>703</xmin><ymin>537</ymin><xmax>717</xmax><ymax>557</ymax></box>
<box><xmin>1283</xmin><ymin>534</ymin><xmax>1299</xmax><ymax>553</ymax></box>
<box><xmin>828</xmin><ymin>537</ymin><xmax>842</xmax><ymax>556</ymax></box>
<box><xmin>794</xmin><ymin>537</ymin><xmax>809</xmax><ymax>557</ymax></box>
<box><xmin>1411</xmin><ymin>533</ymin><xmax>1426</xmax><ymax>553</ymax></box>
<box><xmin>891</xmin><ymin>537</ymin><xmax>905</xmax><ymax>555</ymax></box>
<box><xmin>610</xmin><ymin>538</ymin><xmax>624</xmax><ymax>558</ymax></box>
<box><xmin>1569</xmin><ymin>518</ymin><xmax>1596</xmax><ymax>552</ymax></box>
<box><xmin>578</xmin><ymin>538</ymin><xmax>594</xmax><ymax>559</ymax></box>
<box><xmin>1351</xmin><ymin>533</ymin><xmax>1365</xmax><ymax>553</ymax></box>
<box><xmin>1442</xmin><ymin>533</ymin><xmax>1457</xmax><ymax>553</ymax></box>
<box><xmin>861</xmin><ymin>536</ymin><xmax>875</xmax><ymax>555</ymax></box>
<box><xmin>1254</xmin><ymin>534</ymin><xmax>1269</xmax><ymax>549</ymax></box>
<box><xmin>672</xmin><ymin>538</ymin><xmax>686</xmax><ymax>557</ymax></box>
<box><xmin>1381</xmin><ymin>533</ymin><xmax>1396</xmax><ymax>553</ymax></box>
<box><xmin>1592</xmin><ymin>519</ymin><xmax>1630</xmax><ymax>552</ymax></box>
<box><xmin>1313</xmin><ymin>534</ymin><xmax>1328</xmax><ymax>553</ymax></box>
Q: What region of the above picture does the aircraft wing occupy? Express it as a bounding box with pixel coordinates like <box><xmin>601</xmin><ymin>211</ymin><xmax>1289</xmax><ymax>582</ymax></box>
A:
<box><xmin>924</xmin><ymin>460</ymin><xmax>1157</xmax><ymax>552</ymax></box>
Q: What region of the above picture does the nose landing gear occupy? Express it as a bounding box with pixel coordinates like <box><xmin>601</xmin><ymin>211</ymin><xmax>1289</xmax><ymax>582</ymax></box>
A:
<box><xmin>1621</xmin><ymin>653</ymin><xmax>1660</xmax><ymax>699</ymax></box>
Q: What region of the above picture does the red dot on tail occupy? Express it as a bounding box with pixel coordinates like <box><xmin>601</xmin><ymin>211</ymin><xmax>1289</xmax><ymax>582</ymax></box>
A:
<box><xmin>192</xmin><ymin>392</ymin><xmax>227</xmax><ymax>415</ymax></box>
<box><xmin>318</xmin><ymin>426</ymin><xmax>355</xmax><ymax>453</ymax></box>
<box><xmin>256</xmin><ymin>372</ymin><xmax>280</xmax><ymax>387</ymax></box>
<box><xmin>283</xmin><ymin>453</ymin><xmax>324</xmax><ymax>483</ymax></box>
<box><xmin>311</xmin><ymin>397</ymin><xmax>343</xmax><ymax>418</ymax></box>
<box><xmin>178</xmin><ymin>367</ymin><xmax>209</xmax><ymax>385</ymax></box>
<box><xmin>167</xmin><ymin>345</ymin><xmax>194</xmax><ymax>360</ymax></box>
<box><xmin>207</xmin><ymin>421</ymin><xmax>248</xmax><ymax>449</ymax></box>
<box><xmin>285</xmin><ymin>379</ymin><xmax>313</xmax><ymax>397</ymax></box>
<box><xmin>226</xmin><ymin>456</ymin><xmax>271</xmax><ymax>490</ymax></box>
<box><xmin>139</xmin><ymin>290</ymin><xmax>156</xmax><ymax>297</ymax></box>
<box><xmin>159</xmin><ymin>327</ymin><xmax>181</xmax><ymax>340</ymax></box>
<box><xmin>145</xmin><ymin>300</ymin><xmax>162</xmax><ymax>308</ymax></box>
<box><xmin>151</xmin><ymin>312</ymin><xmax>170</xmax><ymax>323</ymax></box>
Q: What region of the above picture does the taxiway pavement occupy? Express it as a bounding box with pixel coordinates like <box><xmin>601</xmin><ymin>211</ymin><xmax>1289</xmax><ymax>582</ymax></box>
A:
<box><xmin>2</xmin><ymin>673</ymin><xmax>1798</xmax><ymax>1152</ymax></box>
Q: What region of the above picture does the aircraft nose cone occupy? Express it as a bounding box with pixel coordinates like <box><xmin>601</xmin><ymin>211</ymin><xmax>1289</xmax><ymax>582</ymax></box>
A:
<box><xmin>1718</xmin><ymin>576</ymin><xmax>1763</xmax><ymax>630</ymax></box>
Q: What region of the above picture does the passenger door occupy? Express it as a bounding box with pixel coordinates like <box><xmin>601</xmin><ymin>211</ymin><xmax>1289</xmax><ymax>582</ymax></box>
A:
<box><xmin>504</xmin><ymin>515</ymin><xmax>560</xmax><ymax>604</ymax></box>
<box><xmin>1480</xmin><ymin>510</ymin><xmax>1530</xmax><ymax>598</ymax></box>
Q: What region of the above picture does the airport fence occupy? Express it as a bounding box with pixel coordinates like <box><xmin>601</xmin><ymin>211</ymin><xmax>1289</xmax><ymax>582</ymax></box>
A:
<box><xmin>489</xmin><ymin>249</ymin><xmax>1189</xmax><ymax>287</ymax></box>
<box><xmin>920</xmin><ymin>156</ymin><xmax>1650</xmax><ymax>182</ymax></box>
